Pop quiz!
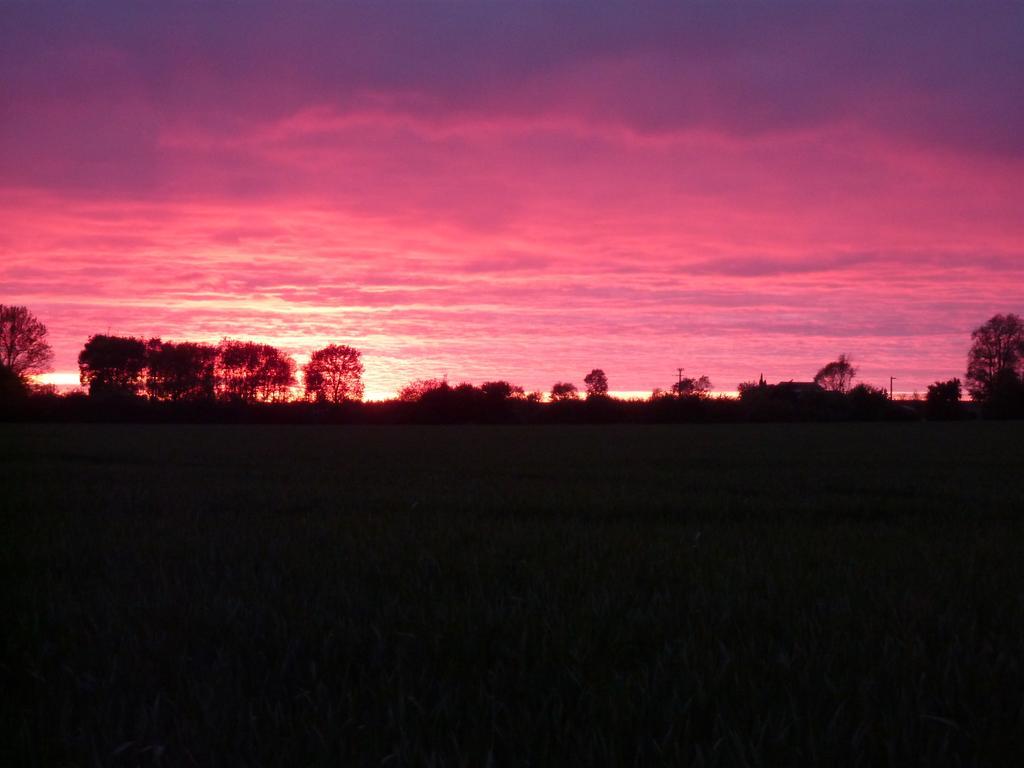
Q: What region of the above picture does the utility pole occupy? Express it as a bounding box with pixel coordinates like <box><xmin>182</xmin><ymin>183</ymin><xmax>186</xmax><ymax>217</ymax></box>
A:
<box><xmin>677</xmin><ymin>367</ymin><xmax>684</xmax><ymax>397</ymax></box>
<box><xmin>890</xmin><ymin>376</ymin><xmax>895</xmax><ymax>400</ymax></box>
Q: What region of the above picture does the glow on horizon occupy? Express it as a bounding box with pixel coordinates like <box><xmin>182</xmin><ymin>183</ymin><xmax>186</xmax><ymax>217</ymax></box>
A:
<box><xmin>3</xmin><ymin>4</ymin><xmax>1022</xmax><ymax>395</ymax></box>
<box><xmin>39</xmin><ymin>373</ymin><xmax>933</xmax><ymax>403</ymax></box>
<box><xmin>32</xmin><ymin>373</ymin><xmax>728</xmax><ymax>402</ymax></box>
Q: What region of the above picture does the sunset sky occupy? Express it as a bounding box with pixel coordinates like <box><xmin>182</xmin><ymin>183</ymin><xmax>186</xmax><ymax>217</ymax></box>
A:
<box><xmin>2</xmin><ymin>3</ymin><xmax>1022</xmax><ymax>397</ymax></box>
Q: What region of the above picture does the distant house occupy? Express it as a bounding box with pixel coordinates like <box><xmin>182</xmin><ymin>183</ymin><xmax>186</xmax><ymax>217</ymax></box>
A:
<box><xmin>737</xmin><ymin>376</ymin><xmax>823</xmax><ymax>403</ymax></box>
<box><xmin>739</xmin><ymin>377</ymin><xmax>824</xmax><ymax>402</ymax></box>
<box><xmin>773</xmin><ymin>381</ymin><xmax>824</xmax><ymax>398</ymax></box>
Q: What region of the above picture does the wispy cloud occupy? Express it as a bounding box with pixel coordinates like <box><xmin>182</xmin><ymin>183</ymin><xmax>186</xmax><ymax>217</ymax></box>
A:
<box><xmin>1</xmin><ymin>3</ymin><xmax>1021</xmax><ymax>394</ymax></box>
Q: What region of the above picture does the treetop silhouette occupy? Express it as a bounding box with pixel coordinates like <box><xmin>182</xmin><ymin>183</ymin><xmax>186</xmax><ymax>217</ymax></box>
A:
<box><xmin>4</xmin><ymin>305</ymin><xmax>1023</xmax><ymax>421</ymax></box>
<box><xmin>0</xmin><ymin>304</ymin><xmax>53</xmax><ymax>381</ymax></box>
<box><xmin>304</xmin><ymin>344</ymin><xmax>364</xmax><ymax>403</ymax></box>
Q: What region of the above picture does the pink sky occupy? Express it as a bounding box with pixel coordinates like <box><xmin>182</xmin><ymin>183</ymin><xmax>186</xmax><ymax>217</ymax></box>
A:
<box><xmin>2</xmin><ymin>4</ymin><xmax>1022</xmax><ymax>397</ymax></box>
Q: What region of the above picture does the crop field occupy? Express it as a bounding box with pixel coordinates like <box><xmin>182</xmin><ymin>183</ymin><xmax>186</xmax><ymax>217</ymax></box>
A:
<box><xmin>3</xmin><ymin>423</ymin><xmax>1024</xmax><ymax>766</ymax></box>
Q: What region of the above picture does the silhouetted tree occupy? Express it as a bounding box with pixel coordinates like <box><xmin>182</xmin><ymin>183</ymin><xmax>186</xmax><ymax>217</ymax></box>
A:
<box><xmin>480</xmin><ymin>380</ymin><xmax>525</xmax><ymax>400</ymax></box>
<box><xmin>847</xmin><ymin>383</ymin><xmax>890</xmax><ymax>419</ymax></box>
<box><xmin>216</xmin><ymin>340</ymin><xmax>296</xmax><ymax>403</ymax></box>
<box><xmin>145</xmin><ymin>339</ymin><xmax>217</xmax><ymax>401</ymax></box>
<box><xmin>0</xmin><ymin>304</ymin><xmax>53</xmax><ymax>382</ymax></box>
<box><xmin>397</xmin><ymin>378</ymin><xmax>448</xmax><ymax>402</ymax></box>
<box><xmin>78</xmin><ymin>334</ymin><xmax>148</xmax><ymax>397</ymax></box>
<box><xmin>304</xmin><ymin>344</ymin><xmax>364</xmax><ymax>403</ymax></box>
<box><xmin>672</xmin><ymin>375</ymin><xmax>712</xmax><ymax>399</ymax></box>
<box><xmin>966</xmin><ymin>313</ymin><xmax>1024</xmax><ymax>403</ymax></box>
<box><xmin>814</xmin><ymin>354</ymin><xmax>857</xmax><ymax>393</ymax></box>
<box><xmin>583</xmin><ymin>369</ymin><xmax>609</xmax><ymax>398</ymax></box>
<box><xmin>926</xmin><ymin>378</ymin><xmax>963</xmax><ymax>420</ymax></box>
<box><xmin>405</xmin><ymin>380</ymin><xmax>487</xmax><ymax>423</ymax></box>
<box><xmin>550</xmin><ymin>382</ymin><xmax>579</xmax><ymax>401</ymax></box>
<box><xmin>985</xmin><ymin>370</ymin><xmax>1024</xmax><ymax>418</ymax></box>
<box><xmin>737</xmin><ymin>374</ymin><xmax>769</xmax><ymax>400</ymax></box>
<box><xmin>0</xmin><ymin>362</ymin><xmax>28</xmax><ymax>405</ymax></box>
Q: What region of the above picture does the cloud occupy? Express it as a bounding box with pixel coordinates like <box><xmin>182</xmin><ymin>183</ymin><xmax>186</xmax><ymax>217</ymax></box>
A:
<box><xmin>4</xmin><ymin>3</ymin><xmax>1022</xmax><ymax>162</ymax></box>
<box><xmin>1</xmin><ymin>3</ymin><xmax>1022</xmax><ymax>394</ymax></box>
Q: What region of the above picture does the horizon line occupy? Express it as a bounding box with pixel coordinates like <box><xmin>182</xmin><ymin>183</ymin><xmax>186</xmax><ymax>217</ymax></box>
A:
<box><xmin>33</xmin><ymin>373</ymin><xmax>930</xmax><ymax>402</ymax></box>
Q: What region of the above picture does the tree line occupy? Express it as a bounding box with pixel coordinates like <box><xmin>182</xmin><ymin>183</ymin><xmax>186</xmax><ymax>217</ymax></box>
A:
<box><xmin>2</xmin><ymin>304</ymin><xmax>1023</xmax><ymax>421</ymax></box>
<box><xmin>70</xmin><ymin>334</ymin><xmax>364</xmax><ymax>404</ymax></box>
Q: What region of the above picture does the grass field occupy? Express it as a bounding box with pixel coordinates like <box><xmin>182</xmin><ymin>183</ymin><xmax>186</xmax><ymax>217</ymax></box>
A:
<box><xmin>3</xmin><ymin>423</ymin><xmax>1023</xmax><ymax>766</ymax></box>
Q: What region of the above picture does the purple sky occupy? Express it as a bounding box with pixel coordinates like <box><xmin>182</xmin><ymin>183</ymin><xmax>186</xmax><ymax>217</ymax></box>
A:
<box><xmin>2</xmin><ymin>2</ymin><xmax>1022</xmax><ymax>396</ymax></box>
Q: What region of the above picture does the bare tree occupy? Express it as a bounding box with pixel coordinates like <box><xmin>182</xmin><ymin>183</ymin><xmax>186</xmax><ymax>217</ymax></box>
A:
<box><xmin>966</xmin><ymin>313</ymin><xmax>1024</xmax><ymax>402</ymax></box>
<box><xmin>583</xmin><ymin>368</ymin><xmax>609</xmax><ymax>398</ymax></box>
<box><xmin>304</xmin><ymin>344</ymin><xmax>365</xmax><ymax>403</ymax></box>
<box><xmin>0</xmin><ymin>304</ymin><xmax>53</xmax><ymax>380</ymax></box>
<box><xmin>813</xmin><ymin>354</ymin><xmax>857</xmax><ymax>393</ymax></box>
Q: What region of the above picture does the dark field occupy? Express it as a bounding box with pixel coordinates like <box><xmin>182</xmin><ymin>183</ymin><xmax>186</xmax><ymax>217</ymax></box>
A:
<box><xmin>3</xmin><ymin>423</ymin><xmax>1023</xmax><ymax>766</ymax></box>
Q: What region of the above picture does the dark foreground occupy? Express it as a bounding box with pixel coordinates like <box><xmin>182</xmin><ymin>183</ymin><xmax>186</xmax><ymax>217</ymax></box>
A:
<box><xmin>3</xmin><ymin>423</ymin><xmax>1023</xmax><ymax>766</ymax></box>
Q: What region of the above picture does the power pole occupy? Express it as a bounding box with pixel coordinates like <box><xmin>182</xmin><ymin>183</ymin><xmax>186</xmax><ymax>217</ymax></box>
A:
<box><xmin>677</xmin><ymin>367</ymin><xmax>684</xmax><ymax>397</ymax></box>
<box><xmin>890</xmin><ymin>376</ymin><xmax>895</xmax><ymax>400</ymax></box>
